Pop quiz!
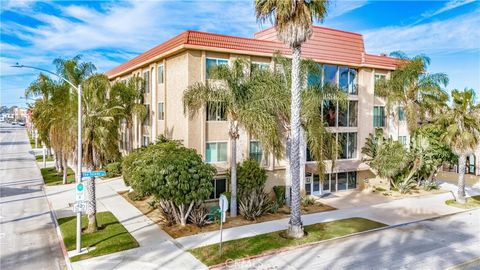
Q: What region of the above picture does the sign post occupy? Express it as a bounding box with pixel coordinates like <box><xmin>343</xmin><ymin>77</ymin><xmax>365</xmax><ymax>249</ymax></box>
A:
<box><xmin>218</xmin><ymin>194</ymin><xmax>229</xmax><ymax>257</ymax></box>
<box><xmin>81</xmin><ymin>170</ymin><xmax>106</xmax><ymax>178</ymax></box>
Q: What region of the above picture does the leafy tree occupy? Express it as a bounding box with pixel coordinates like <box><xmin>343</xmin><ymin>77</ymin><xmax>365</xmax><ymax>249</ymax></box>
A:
<box><xmin>232</xmin><ymin>159</ymin><xmax>268</xmax><ymax>198</ymax></box>
<box><xmin>255</xmin><ymin>0</ymin><xmax>330</xmax><ymax>239</ymax></box>
<box><xmin>375</xmin><ymin>51</ymin><xmax>449</xmax><ymax>133</ymax></box>
<box><xmin>127</xmin><ymin>141</ymin><xmax>216</xmax><ymax>226</ymax></box>
<box><xmin>437</xmin><ymin>88</ymin><xmax>480</xmax><ymax>203</ymax></box>
<box><xmin>183</xmin><ymin>58</ymin><xmax>283</xmax><ymax>217</ymax></box>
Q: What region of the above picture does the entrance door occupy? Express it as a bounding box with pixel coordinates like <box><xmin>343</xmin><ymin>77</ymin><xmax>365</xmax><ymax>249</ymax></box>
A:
<box><xmin>312</xmin><ymin>174</ymin><xmax>320</xmax><ymax>196</ymax></box>
<box><xmin>305</xmin><ymin>173</ymin><xmax>313</xmax><ymax>195</ymax></box>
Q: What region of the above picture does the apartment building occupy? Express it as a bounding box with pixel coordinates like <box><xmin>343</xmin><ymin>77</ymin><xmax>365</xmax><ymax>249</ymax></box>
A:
<box><xmin>106</xmin><ymin>26</ymin><xmax>407</xmax><ymax>199</ymax></box>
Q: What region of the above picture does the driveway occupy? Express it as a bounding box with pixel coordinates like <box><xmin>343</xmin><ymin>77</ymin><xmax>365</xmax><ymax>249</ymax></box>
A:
<box><xmin>0</xmin><ymin>123</ymin><xmax>67</xmax><ymax>270</ymax></box>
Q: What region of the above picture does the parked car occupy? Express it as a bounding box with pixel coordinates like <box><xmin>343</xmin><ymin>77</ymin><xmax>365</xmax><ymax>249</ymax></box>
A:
<box><xmin>11</xmin><ymin>121</ymin><xmax>17</xmax><ymax>125</ymax></box>
<box><xmin>18</xmin><ymin>122</ymin><xmax>25</xmax><ymax>126</ymax></box>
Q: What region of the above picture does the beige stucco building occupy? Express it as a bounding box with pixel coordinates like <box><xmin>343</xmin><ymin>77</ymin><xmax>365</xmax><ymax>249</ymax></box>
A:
<box><xmin>106</xmin><ymin>26</ymin><xmax>409</xmax><ymax>199</ymax></box>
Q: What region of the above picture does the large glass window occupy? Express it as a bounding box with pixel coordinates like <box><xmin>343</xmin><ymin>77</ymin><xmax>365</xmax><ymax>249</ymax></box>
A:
<box><xmin>467</xmin><ymin>155</ymin><xmax>476</xmax><ymax>175</ymax></box>
<box><xmin>206</xmin><ymin>58</ymin><xmax>228</xmax><ymax>79</ymax></box>
<box><xmin>347</xmin><ymin>171</ymin><xmax>357</xmax><ymax>189</ymax></box>
<box><xmin>157</xmin><ymin>65</ymin><xmax>164</xmax><ymax>84</ymax></box>
<box><xmin>339</xmin><ymin>67</ymin><xmax>349</xmax><ymax>92</ymax></box>
<box><xmin>374</xmin><ymin>74</ymin><xmax>386</xmax><ymax>96</ymax></box>
<box><xmin>143</xmin><ymin>71</ymin><xmax>150</xmax><ymax>93</ymax></box>
<box><xmin>308</xmin><ymin>64</ymin><xmax>323</xmax><ymax>87</ymax></box>
<box><xmin>249</xmin><ymin>141</ymin><xmax>262</xmax><ymax>163</ymax></box>
<box><xmin>348</xmin><ymin>68</ymin><xmax>358</xmax><ymax>95</ymax></box>
<box><xmin>373</xmin><ymin>106</ymin><xmax>385</xmax><ymax>127</ymax></box>
<box><xmin>206</xmin><ymin>142</ymin><xmax>228</xmax><ymax>163</ymax></box>
<box><xmin>338</xmin><ymin>132</ymin><xmax>357</xmax><ymax>159</ymax></box>
<box><xmin>338</xmin><ymin>102</ymin><xmax>348</xmax><ymax>127</ymax></box>
<box><xmin>398</xmin><ymin>106</ymin><xmax>406</xmax><ymax>121</ymax></box>
<box><xmin>158</xmin><ymin>102</ymin><xmax>164</xmax><ymax>120</ymax></box>
<box><xmin>349</xmin><ymin>101</ymin><xmax>358</xmax><ymax>127</ymax></box>
<box><xmin>337</xmin><ymin>172</ymin><xmax>348</xmax><ymax>191</ymax></box>
<box><xmin>323</xmin><ymin>100</ymin><xmax>336</xmax><ymax>127</ymax></box>
<box><xmin>206</xmin><ymin>102</ymin><xmax>226</xmax><ymax>121</ymax></box>
<box><xmin>209</xmin><ymin>178</ymin><xmax>227</xmax><ymax>200</ymax></box>
<box><xmin>251</xmin><ymin>62</ymin><xmax>270</xmax><ymax>73</ymax></box>
<box><xmin>323</xmin><ymin>65</ymin><xmax>338</xmax><ymax>85</ymax></box>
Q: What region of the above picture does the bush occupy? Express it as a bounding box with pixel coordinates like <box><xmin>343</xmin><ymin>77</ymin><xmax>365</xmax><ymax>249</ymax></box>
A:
<box><xmin>273</xmin><ymin>186</ymin><xmax>285</xmax><ymax>206</ymax></box>
<box><xmin>127</xmin><ymin>191</ymin><xmax>144</xmax><ymax>201</ymax></box>
<box><xmin>233</xmin><ymin>160</ymin><xmax>267</xmax><ymax>198</ymax></box>
<box><xmin>239</xmin><ymin>187</ymin><xmax>272</xmax><ymax>220</ymax></box>
<box><xmin>422</xmin><ymin>180</ymin><xmax>439</xmax><ymax>191</ymax></box>
<box><xmin>301</xmin><ymin>196</ymin><xmax>316</xmax><ymax>207</ymax></box>
<box><xmin>158</xmin><ymin>200</ymin><xmax>176</xmax><ymax>227</ymax></box>
<box><xmin>189</xmin><ymin>204</ymin><xmax>211</xmax><ymax>227</ymax></box>
<box><xmin>398</xmin><ymin>178</ymin><xmax>417</xmax><ymax>194</ymax></box>
<box><xmin>105</xmin><ymin>161</ymin><xmax>122</xmax><ymax>178</ymax></box>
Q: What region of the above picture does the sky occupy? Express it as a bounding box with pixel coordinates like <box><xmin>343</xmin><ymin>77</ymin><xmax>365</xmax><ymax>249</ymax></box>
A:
<box><xmin>1</xmin><ymin>0</ymin><xmax>479</xmax><ymax>108</ymax></box>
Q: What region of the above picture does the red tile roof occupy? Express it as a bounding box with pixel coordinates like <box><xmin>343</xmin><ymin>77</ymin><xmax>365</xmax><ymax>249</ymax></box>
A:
<box><xmin>106</xmin><ymin>26</ymin><xmax>399</xmax><ymax>79</ymax></box>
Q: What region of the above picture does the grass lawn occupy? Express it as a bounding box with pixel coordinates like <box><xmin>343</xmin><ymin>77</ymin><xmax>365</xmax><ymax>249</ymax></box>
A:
<box><xmin>446</xmin><ymin>195</ymin><xmax>480</xmax><ymax>209</ymax></box>
<box><xmin>35</xmin><ymin>155</ymin><xmax>54</xmax><ymax>162</ymax></box>
<box><xmin>40</xmin><ymin>167</ymin><xmax>75</xmax><ymax>185</ymax></box>
<box><xmin>189</xmin><ymin>217</ymin><xmax>387</xmax><ymax>266</ymax></box>
<box><xmin>58</xmin><ymin>211</ymin><xmax>139</xmax><ymax>262</ymax></box>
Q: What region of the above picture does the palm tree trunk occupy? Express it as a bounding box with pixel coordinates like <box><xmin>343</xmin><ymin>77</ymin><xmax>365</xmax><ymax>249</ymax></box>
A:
<box><xmin>229</xmin><ymin>121</ymin><xmax>239</xmax><ymax>217</ymax></box>
<box><xmin>287</xmin><ymin>45</ymin><xmax>304</xmax><ymax>239</ymax></box>
<box><xmin>85</xmin><ymin>176</ymin><xmax>98</xmax><ymax>232</ymax></box>
<box><xmin>62</xmin><ymin>153</ymin><xmax>68</xmax><ymax>184</ymax></box>
<box><xmin>285</xmin><ymin>136</ymin><xmax>292</xmax><ymax>207</ymax></box>
<box><xmin>457</xmin><ymin>154</ymin><xmax>467</xmax><ymax>204</ymax></box>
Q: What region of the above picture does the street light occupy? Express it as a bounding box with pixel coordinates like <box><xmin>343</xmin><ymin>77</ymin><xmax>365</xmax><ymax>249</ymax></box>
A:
<box><xmin>12</xmin><ymin>63</ymin><xmax>84</xmax><ymax>254</ymax></box>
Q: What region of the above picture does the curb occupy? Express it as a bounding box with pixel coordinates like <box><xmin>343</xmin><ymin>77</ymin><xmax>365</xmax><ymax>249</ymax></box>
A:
<box><xmin>38</xmin><ymin>163</ymin><xmax>73</xmax><ymax>270</ymax></box>
<box><xmin>208</xmin><ymin>209</ymin><xmax>478</xmax><ymax>270</ymax></box>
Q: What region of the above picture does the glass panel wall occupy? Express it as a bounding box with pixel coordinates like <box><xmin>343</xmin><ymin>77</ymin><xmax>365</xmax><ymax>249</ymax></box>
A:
<box><xmin>349</xmin><ymin>101</ymin><xmax>358</xmax><ymax>126</ymax></box>
<box><xmin>249</xmin><ymin>141</ymin><xmax>263</xmax><ymax>163</ymax></box>
<box><xmin>323</xmin><ymin>100</ymin><xmax>337</xmax><ymax>127</ymax></box>
<box><xmin>373</xmin><ymin>106</ymin><xmax>386</xmax><ymax>127</ymax></box>
<box><xmin>337</xmin><ymin>172</ymin><xmax>348</xmax><ymax>191</ymax></box>
<box><xmin>323</xmin><ymin>65</ymin><xmax>337</xmax><ymax>85</ymax></box>
<box><xmin>348</xmin><ymin>171</ymin><xmax>357</xmax><ymax>189</ymax></box>
<box><xmin>338</xmin><ymin>132</ymin><xmax>357</xmax><ymax>159</ymax></box>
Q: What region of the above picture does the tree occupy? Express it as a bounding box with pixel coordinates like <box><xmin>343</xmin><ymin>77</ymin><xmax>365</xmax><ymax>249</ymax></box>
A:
<box><xmin>375</xmin><ymin>51</ymin><xmax>449</xmax><ymax>133</ymax></box>
<box><xmin>437</xmin><ymin>88</ymin><xmax>480</xmax><ymax>203</ymax></box>
<box><xmin>233</xmin><ymin>159</ymin><xmax>268</xmax><ymax>197</ymax></box>
<box><xmin>183</xmin><ymin>58</ymin><xmax>283</xmax><ymax>217</ymax></box>
<box><xmin>111</xmin><ymin>77</ymin><xmax>147</xmax><ymax>153</ymax></box>
<box><xmin>127</xmin><ymin>141</ymin><xmax>216</xmax><ymax>226</ymax></box>
<box><xmin>81</xmin><ymin>73</ymin><xmax>123</xmax><ymax>232</ymax></box>
<box><xmin>255</xmin><ymin>0</ymin><xmax>330</xmax><ymax>238</ymax></box>
<box><xmin>370</xmin><ymin>139</ymin><xmax>410</xmax><ymax>190</ymax></box>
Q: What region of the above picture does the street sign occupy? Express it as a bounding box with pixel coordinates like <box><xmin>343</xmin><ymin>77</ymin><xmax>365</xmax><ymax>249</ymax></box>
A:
<box><xmin>73</xmin><ymin>201</ymin><xmax>86</xmax><ymax>213</ymax></box>
<box><xmin>82</xmin><ymin>170</ymin><xmax>106</xmax><ymax>178</ymax></box>
<box><xmin>76</xmin><ymin>183</ymin><xmax>85</xmax><ymax>201</ymax></box>
<box><xmin>218</xmin><ymin>194</ymin><xmax>229</xmax><ymax>257</ymax></box>
<box><xmin>219</xmin><ymin>194</ymin><xmax>229</xmax><ymax>212</ymax></box>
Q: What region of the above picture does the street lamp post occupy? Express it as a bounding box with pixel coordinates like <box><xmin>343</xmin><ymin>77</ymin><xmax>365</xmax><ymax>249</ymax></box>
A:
<box><xmin>13</xmin><ymin>63</ymin><xmax>83</xmax><ymax>254</ymax></box>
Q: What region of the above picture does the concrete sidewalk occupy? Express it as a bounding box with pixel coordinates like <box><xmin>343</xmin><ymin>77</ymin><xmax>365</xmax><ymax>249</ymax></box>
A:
<box><xmin>176</xmin><ymin>184</ymin><xmax>479</xmax><ymax>250</ymax></box>
<box><xmin>45</xmin><ymin>178</ymin><xmax>206</xmax><ymax>270</ymax></box>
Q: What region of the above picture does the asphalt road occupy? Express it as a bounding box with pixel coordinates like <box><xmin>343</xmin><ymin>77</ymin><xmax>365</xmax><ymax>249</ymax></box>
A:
<box><xmin>226</xmin><ymin>209</ymin><xmax>480</xmax><ymax>270</ymax></box>
<box><xmin>0</xmin><ymin>123</ymin><xmax>67</xmax><ymax>270</ymax></box>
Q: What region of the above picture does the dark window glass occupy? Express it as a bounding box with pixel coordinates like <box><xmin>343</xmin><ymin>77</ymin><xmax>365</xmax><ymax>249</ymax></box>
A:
<box><xmin>143</xmin><ymin>71</ymin><xmax>149</xmax><ymax>93</ymax></box>
<box><xmin>210</xmin><ymin>178</ymin><xmax>227</xmax><ymax>199</ymax></box>
<box><xmin>349</xmin><ymin>101</ymin><xmax>358</xmax><ymax>127</ymax></box>
<box><xmin>347</xmin><ymin>132</ymin><xmax>357</xmax><ymax>159</ymax></box>
<box><xmin>349</xmin><ymin>68</ymin><xmax>358</xmax><ymax>95</ymax></box>
<box><xmin>206</xmin><ymin>102</ymin><xmax>226</xmax><ymax>121</ymax></box>
<box><xmin>323</xmin><ymin>100</ymin><xmax>336</xmax><ymax>127</ymax></box>
<box><xmin>323</xmin><ymin>174</ymin><xmax>330</xmax><ymax>191</ymax></box>
<box><xmin>398</xmin><ymin>107</ymin><xmax>406</xmax><ymax>121</ymax></box>
<box><xmin>338</xmin><ymin>102</ymin><xmax>348</xmax><ymax>127</ymax></box>
<box><xmin>157</xmin><ymin>65</ymin><xmax>164</xmax><ymax>84</ymax></box>
<box><xmin>337</xmin><ymin>172</ymin><xmax>348</xmax><ymax>191</ymax></box>
<box><xmin>339</xmin><ymin>67</ymin><xmax>349</xmax><ymax>92</ymax></box>
<box><xmin>306</xmin><ymin>145</ymin><xmax>314</xmax><ymax>162</ymax></box>
<box><xmin>206</xmin><ymin>58</ymin><xmax>228</xmax><ymax>79</ymax></box>
<box><xmin>348</xmin><ymin>171</ymin><xmax>357</xmax><ymax>189</ymax></box>
<box><xmin>143</xmin><ymin>104</ymin><xmax>150</xmax><ymax>125</ymax></box>
<box><xmin>249</xmin><ymin>141</ymin><xmax>262</xmax><ymax>163</ymax></box>
<box><xmin>338</xmin><ymin>133</ymin><xmax>348</xmax><ymax>159</ymax></box>
<box><xmin>323</xmin><ymin>65</ymin><xmax>337</xmax><ymax>85</ymax></box>
<box><xmin>373</xmin><ymin>106</ymin><xmax>385</xmax><ymax>127</ymax></box>
<box><xmin>308</xmin><ymin>64</ymin><xmax>322</xmax><ymax>87</ymax></box>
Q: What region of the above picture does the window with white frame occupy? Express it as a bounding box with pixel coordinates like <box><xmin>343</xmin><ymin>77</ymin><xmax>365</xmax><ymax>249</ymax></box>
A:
<box><xmin>374</xmin><ymin>74</ymin><xmax>387</xmax><ymax>96</ymax></box>
<box><xmin>158</xmin><ymin>102</ymin><xmax>164</xmax><ymax>120</ymax></box>
<box><xmin>206</xmin><ymin>58</ymin><xmax>228</xmax><ymax>79</ymax></box>
<box><xmin>251</xmin><ymin>62</ymin><xmax>270</xmax><ymax>72</ymax></box>
<box><xmin>205</xmin><ymin>142</ymin><xmax>227</xmax><ymax>163</ymax></box>
<box><xmin>249</xmin><ymin>141</ymin><xmax>262</xmax><ymax>163</ymax></box>
<box><xmin>142</xmin><ymin>135</ymin><xmax>150</xmax><ymax>146</ymax></box>
<box><xmin>143</xmin><ymin>71</ymin><xmax>150</xmax><ymax>93</ymax></box>
<box><xmin>209</xmin><ymin>178</ymin><xmax>227</xmax><ymax>200</ymax></box>
<box><xmin>206</xmin><ymin>102</ymin><xmax>226</xmax><ymax>121</ymax></box>
<box><xmin>157</xmin><ymin>64</ymin><xmax>164</xmax><ymax>84</ymax></box>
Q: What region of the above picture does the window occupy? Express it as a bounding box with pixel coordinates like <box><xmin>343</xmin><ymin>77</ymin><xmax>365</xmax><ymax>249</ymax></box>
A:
<box><xmin>210</xmin><ymin>178</ymin><xmax>227</xmax><ymax>200</ymax></box>
<box><xmin>323</xmin><ymin>65</ymin><xmax>337</xmax><ymax>85</ymax></box>
<box><xmin>467</xmin><ymin>155</ymin><xmax>476</xmax><ymax>175</ymax></box>
<box><xmin>143</xmin><ymin>71</ymin><xmax>150</xmax><ymax>93</ymax></box>
<box><xmin>374</xmin><ymin>74</ymin><xmax>386</xmax><ymax>96</ymax></box>
<box><xmin>373</xmin><ymin>106</ymin><xmax>385</xmax><ymax>127</ymax></box>
<box><xmin>323</xmin><ymin>100</ymin><xmax>336</xmax><ymax>127</ymax></box>
<box><xmin>157</xmin><ymin>64</ymin><xmax>164</xmax><ymax>84</ymax></box>
<box><xmin>338</xmin><ymin>101</ymin><xmax>348</xmax><ymax>127</ymax></box>
<box><xmin>339</xmin><ymin>67</ymin><xmax>349</xmax><ymax>92</ymax></box>
<box><xmin>206</xmin><ymin>142</ymin><xmax>227</xmax><ymax>162</ymax></box>
<box><xmin>347</xmin><ymin>171</ymin><xmax>357</xmax><ymax>189</ymax></box>
<box><xmin>398</xmin><ymin>136</ymin><xmax>407</xmax><ymax>146</ymax></box>
<box><xmin>338</xmin><ymin>132</ymin><xmax>357</xmax><ymax>159</ymax></box>
<box><xmin>307</xmin><ymin>63</ymin><xmax>322</xmax><ymax>87</ymax></box>
<box><xmin>158</xmin><ymin>102</ymin><xmax>164</xmax><ymax>120</ymax></box>
<box><xmin>143</xmin><ymin>104</ymin><xmax>150</xmax><ymax>126</ymax></box>
<box><xmin>249</xmin><ymin>141</ymin><xmax>262</xmax><ymax>163</ymax></box>
<box><xmin>142</xmin><ymin>135</ymin><xmax>150</xmax><ymax>146</ymax></box>
<box><xmin>348</xmin><ymin>68</ymin><xmax>358</xmax><ymax>95</ymax></box>
<box><xmin>398</xmin><ymin>107</ymin><xmax>406</xmax><ymax>121</ymax></box>
<box><xmin>348</xmin><ymin>101</ymin><xmax>358</xmax><ymax>127</ymax></box>
<box><xmin>206</xmin><ymin>102</ymin><xmax>226</xmax><ymax>121</ymax></box>
<box><xmin>323</xmin><ymin>100</ymin><xmax>357</xmax><ymax>127</ymax></box>
<box><xmin>251</xmin><ymin>62</ymin><xmax>270</xmax><ymax>72</ymax></box>
<box><xmin>206</xmin><ymin>58</ymin><xmax>228</xmax><ymax>79</ymax></box>
<box><xmin>337</xmin><ymin>172</ymin><xmax>348</xmax><ymax>191</ymax></box>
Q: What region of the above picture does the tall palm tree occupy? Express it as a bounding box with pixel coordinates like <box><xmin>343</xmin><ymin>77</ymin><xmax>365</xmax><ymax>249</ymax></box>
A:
<box><xmin>375</xmin><ymin>51</ymin><xmax>449</xmax><ymax>133</ymax></box>
<box><xmin>437</xmin><ymin>88</ymin><xmax>480</xmax><ymax>204</ymax></box>
<box><xmin>255</xmin><ymin>0</ymin><xmax>330</xmax><ymax>238</ymax></box>
<box><xmin>111</xmin><ymin>77</ymin><xmax>146</xmax><ymax>153</ymax></box>
<box><xmin>183</xmin><ymin>58</ymin><xmax>283</xmax><ymax>217</ymax></box>
<box><xmin>82</xmin><ymin>74</ymin><xmax>123</xmax><ymax>232</ymax></box>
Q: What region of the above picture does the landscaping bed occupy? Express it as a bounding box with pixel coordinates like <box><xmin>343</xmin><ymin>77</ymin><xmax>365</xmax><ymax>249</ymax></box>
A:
<box><xmin>372</xmin><ymin>186</ymin><xmax>448</xmax><ymax>199</ymax></box>
<box><xmin>57</xmin><ymin>211</ymin><xmax>139</xmax><ymax>262</ymax></box>
<box><xmin>445</xmin><ymin>195</ymin><xmax>480</xmax><ymax>209</ymax></box>
<box><xmin>40</xmin><ymin>167</ymin><xmax>75</xmax><ymax>185</ymax></box>
<box><xmin>35</xmin><ymin>155</ymin><xmax>54</xmax><ymax>162</ymax></box>
<box><xmin>120</xmin><ymin>191</ymin><xmax>335</xmax><ymax>238</ymax></box>
<box><xmin>189</xmin><ymin>217</ymin><xmax>387</xmax><ymax>266</ymax></box>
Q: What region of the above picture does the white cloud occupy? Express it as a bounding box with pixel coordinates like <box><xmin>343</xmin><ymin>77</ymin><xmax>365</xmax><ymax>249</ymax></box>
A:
<box><xmin>363</xmin><ymin>9</ymin><xmax>480</xmax><ymax>55</ymax></box>
<box><xmin>328</xmin><ymin>0</ymin><xmax>369</xmax><ymax>18</ymax></box>
<box><xmin>421</xmin><ymin>0</ymin><xmax>476</xmax><ymax>18</ymax></box>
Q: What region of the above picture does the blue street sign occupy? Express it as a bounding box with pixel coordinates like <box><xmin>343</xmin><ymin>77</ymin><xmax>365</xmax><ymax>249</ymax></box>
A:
<box><xmin>76</xmin><ymin>183</ymin><xmax>84</xmax><ymax>192</ymax></box>
<box><xmin>82</xmin><ymin>170</ymin><xmax>106</xmax><ymax>178</ymax></box>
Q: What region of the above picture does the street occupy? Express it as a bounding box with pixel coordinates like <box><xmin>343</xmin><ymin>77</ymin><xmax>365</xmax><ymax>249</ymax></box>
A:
<box><xmin>224</xmin><ymin>209</ymin><xmax>480</xmax><ymax>270</ymax></box>
<box><xmin>0</xmin><ymin>123</ymin><xmax>67</xmax><ymax>270</ymax></box>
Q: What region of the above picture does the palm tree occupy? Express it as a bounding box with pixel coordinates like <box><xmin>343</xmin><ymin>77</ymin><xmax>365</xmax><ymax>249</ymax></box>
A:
<box><xmin>255</xmin><ymin>0</ymin><xmax>330</xmax><ymax>238</ymax></box>
<box><xmin>375</xmin><ymin>51</ymin><xmax>449</xmax><ymax>133</ymax></box>
<box><xmin>82</xmin><ymin>74</ymin><xmax>123</xmax><ymax>232</ymax></box>
<box><xmin>111</xmin><ymin>77</ymin><xmax>146</xmax><ymax>153</ymax></box>
<box><xmin>437</xmin><ymin>88</ymin><xmax>480</xmax><ymax>204</ymax></box>
<box><xmin>183</xmin><ymin>58</ymin><xmax>283</xmax><ymax>217</ymax></box>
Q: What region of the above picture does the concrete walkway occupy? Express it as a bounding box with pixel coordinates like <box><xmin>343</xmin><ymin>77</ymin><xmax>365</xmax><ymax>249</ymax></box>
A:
<box><xmin>176</xmin><ymin>184</ymin><xmax>479</xmax><ymax>250</ymax></box>
<box><xmin>45</xmin><ymin>178</ymin><xmax>206</xmax><ymax>270</ymax></box>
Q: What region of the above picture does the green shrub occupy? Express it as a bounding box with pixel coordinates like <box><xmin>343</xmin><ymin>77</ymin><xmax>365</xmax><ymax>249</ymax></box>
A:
<box><xmin>301</xmin><ymin>196</ymin><xmax>316</xmax><ymax>207</ymax></box>
<box><xmin>398</xmin><ymin>178</ymin><xmax>417</xmax><ymax>194</ymax></box>
<box><xmin>189</xmin><ymin>204</ymin><xmax>211</xmax><ymax>227</ymax></box>
<box><xmin>127</xmin><ymin>191</ymin><xmax>144</xmax><ymax>201</ymax></box>
<box><xmin>105</xmin><ymin>161</ymin><xmax>122</xmax><ymax>178</ymax></box>
<box><xmin>239</xmin><ymin>187</ymin><xmax>272</xmax><ymax>220</ymax></box>
<box><xmin>232</xmin><ymin>159</ymin><xmax>267</xmax><ymax>198</ymax></box>
<box><xmin>422</xmin><ymin>180</ymin><xmax>439</xmax><ymax>191</ymax></box>
<box><xmin>273</xmin><ymin>186</ymin><xmax>285</xmax><ymax>206</ymax></box>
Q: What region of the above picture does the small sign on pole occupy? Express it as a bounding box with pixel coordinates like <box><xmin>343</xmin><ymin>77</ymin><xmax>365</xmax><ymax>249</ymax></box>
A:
<box><xmin>81</xmin><ymin>170</ymin><xmax>106</xmax><ymax>178</ymax></box>
<box><xmin>76</xmin><ymin>183</ymin><xmax>85</xmax><ymax>201</ymax></box>
<box><xmin>73</xmin><ymin>201</ymin><xmax>86</xmax><ymax>213</ymax></box>
<box><xmin>218</xmin><ymin>194</ymin><xmax>229</xmax><ymax>256</ymax></box>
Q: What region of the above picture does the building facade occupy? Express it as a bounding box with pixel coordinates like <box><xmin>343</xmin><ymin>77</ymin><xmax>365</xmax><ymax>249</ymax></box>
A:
<box><xmin>106</xmin><ymin>26</ymin><xmax>407</xmax><ymax>199</ymax></box>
